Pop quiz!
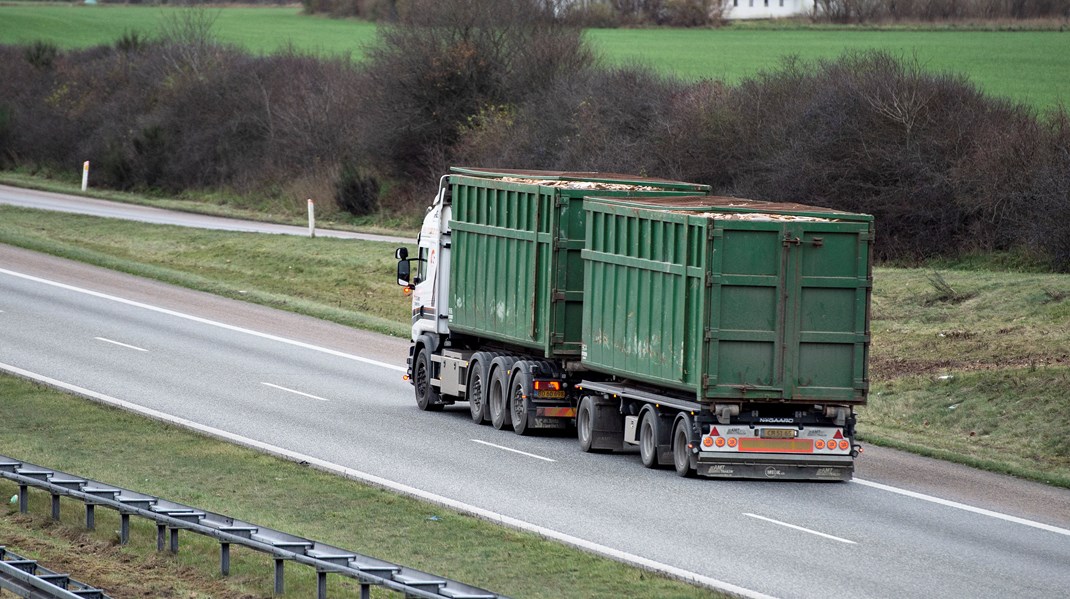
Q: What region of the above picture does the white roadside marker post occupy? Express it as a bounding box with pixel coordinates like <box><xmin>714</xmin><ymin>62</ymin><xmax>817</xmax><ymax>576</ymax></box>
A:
<box><xmin>307</xmin><ymin>198</ymin><xmax>316</xmax><ymax>238</ymax></box>
<box><xmin>81</xmin><ymin>161</ymin><xmax>89</xmax><ymax>191</ymax></box>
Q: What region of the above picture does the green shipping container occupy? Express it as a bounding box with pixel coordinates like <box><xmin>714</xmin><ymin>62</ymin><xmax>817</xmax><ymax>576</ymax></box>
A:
<box><xmin>581</xmin><ymin>196</ymin><xmax>873</xmax><ymax>404</ymax></box>
<box><xmin>448</xmin><ymin>168</ymin><xmax>709</xmax><ymax>358</ymax></box>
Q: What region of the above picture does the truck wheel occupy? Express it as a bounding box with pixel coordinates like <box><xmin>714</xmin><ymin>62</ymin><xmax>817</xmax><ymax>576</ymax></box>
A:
<box><xmin>414</xmin><ymin>346</ymin><xmax>443</xmax><ymax>412</ymax></box>
<box><xmin>639</xmin><ymin>414</ymin><xmax>659</xmax><ymax>468</ymax></box>
<box><xmin>466</xmin><ymin>353</ymin><xmax>493</xmax><ymax>424</ymax></box>
<box><xmin>577</xmin><ymin>396</ymin><xmax>607</xmax><ymax>453</ymax></box>
<box><xmin>489</xmin><ymin>357</ymin><xmax>518</xmax><ymax>430</ymax></box>
<box><xmin>510</xmin><ymin>368</ymin><xmax>532</xmax><ymax>436</ymax></box>
<box><xmin>672</xmin><ymin>418</ymin><xmax>696</xmax><ymax>478</ymax></box>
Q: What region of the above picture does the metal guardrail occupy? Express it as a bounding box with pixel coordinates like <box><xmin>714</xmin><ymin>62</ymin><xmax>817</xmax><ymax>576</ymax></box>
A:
<box><xmin>0</xmin><ymin>546</ymin><xmax>111</xmax><ymax>599</ymax></box>
<box><xmin>0</xmin><ymin>455</ymin><xmax>503</xmax><ymax>599</ymax></box>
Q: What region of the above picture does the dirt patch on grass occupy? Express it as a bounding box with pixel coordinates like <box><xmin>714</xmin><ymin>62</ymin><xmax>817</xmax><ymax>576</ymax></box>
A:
<box><xmin>2</xmin><ymin>513</ymin><xmax>256</xmax><ymax>599</ymax></box>
<box><xmin>873</xmin><ymin>353</ymin><xmax>1070</xmax><ymax>379</ymax></box>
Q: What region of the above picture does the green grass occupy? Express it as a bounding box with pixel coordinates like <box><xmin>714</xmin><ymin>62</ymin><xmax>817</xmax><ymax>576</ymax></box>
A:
<box><xmin>0</xmin><ymin>205</ymin><xmax>413</xmax><ymax>338</ymax></box>
<box><xmin>0</xmin><ymin>374</ymin><xmax>719</xmax><ymax>598</ymax></box>
<box><xmin>3</xmin><ymin>206</ymin><xmax>1069</xmax><ymax>486</ymax></box>
<box><xmin>0</xmin><ymin>5</ymin><xmax>1067</xmax><ymax>108</ymax></box>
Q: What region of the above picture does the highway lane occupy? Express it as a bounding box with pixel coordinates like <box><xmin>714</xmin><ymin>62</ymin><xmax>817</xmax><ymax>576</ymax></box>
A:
<box><xmin>0</xmin><ymin>184</ymin><xmax>411</xmax><ymax>244</ymax></box>
<box><xmin>2</xmin><ymin>246</ymin><xmax>1069</xmax><ymax>598</ymax></box>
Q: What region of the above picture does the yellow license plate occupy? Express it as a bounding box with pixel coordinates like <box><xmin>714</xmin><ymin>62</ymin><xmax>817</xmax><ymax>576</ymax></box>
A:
<box><xmin>760</xmin><ymin>428</ymin><xmax>797</xmax><ymax>439</ymax></box>
<box><xmin>535</xmin><ymin>390</ymin><xmax>566</xmax><ymax>399</ymax></box>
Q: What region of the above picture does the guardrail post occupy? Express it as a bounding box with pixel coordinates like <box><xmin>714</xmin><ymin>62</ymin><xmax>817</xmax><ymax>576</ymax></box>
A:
<box><xmin>85</xmin><ymin>504</ymin><xmax>95</xmax><ymax>530</ymax></box>
<box><xmin>18</xmin><ymin>485</ymin><xmax>27</xmax><ymax>514</ymax></box>
<box><xmin>220</xmin><ymin>543</ymin><xmax>230</xmax><ymax>576</ymax></box>
<box><xmin>317</xmin><ymin>571</ymin><xmax>327</xmax><ymax>599</ymax></box>
<box><xmin>51</xmin><ymin>494</ymin><xmax>60</xmax><ymax>521</ymax></box>
<box><xmin>120</xmin><ymin>514</ymin><xmax>130</xmax><ymax>545</ymax></box>
<box><xmin>360</xmin><ymin>583</ymin><xmax>370</xmax><ymax>599</ymax></box>
<box><xmin>156</xmin><ymin>524</ymin><xmax>166</xmax><ymax>552</ymax></box>
<box><xmin>274</xmin><ymin>558</ymin><xmax>285</xmax><ymax>595</ymax></box>
<box><xmin>169</xmin><ymin>528</ymin><xmax>179</xmax><ymax>553</ymax></box>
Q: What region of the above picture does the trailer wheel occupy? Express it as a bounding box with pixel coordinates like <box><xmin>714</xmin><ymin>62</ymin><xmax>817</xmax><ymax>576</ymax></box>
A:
<box><xmin>488</xmin><ymin>357</ymin><xmax>518</xmax><ymax>430</ymax></box>
<box><xmin>672</xmin><ymin>418</ymin><xmax>696</xmax><ymax>478</ymax></box>
<box><xmin>639</xmin><ymin>413</ymin><xmax>659</xmax><ymax>469</ymax></box>
<box><xmin>466</xmin><ymin>352</ymin><xmax>493</xmax><ymax>424</ymax></box>
<box><xmin>577</xmin><ymin>396</ymin><xmax>604</xmax><ymax>453</ymax></box>
<box><xmin>414</xmin><ymin>346</ymin><xmax>443</xmax><ymax>412</ymax></box>
<box><xmin>510</xmin><ymin>368</ymin><xmax>532</xmax><ymax>436</ymax></box>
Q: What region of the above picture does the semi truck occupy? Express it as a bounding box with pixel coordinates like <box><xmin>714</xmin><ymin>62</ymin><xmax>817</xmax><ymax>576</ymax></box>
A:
<box><xmin>394</xmin><ymin>167</ymin><xmax>873</xmax><ymax>480</ymax></box>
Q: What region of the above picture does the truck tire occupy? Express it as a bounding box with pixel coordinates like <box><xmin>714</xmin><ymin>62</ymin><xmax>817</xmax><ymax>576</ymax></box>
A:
<box><xmin>489</xmin><ymin>356</ymin><xmax>519</xmax><ymax>430</ymax></box>
<box><xmin>414</xmin><ymin>346</ymin><xmax>443</xmax><ymax>412</ymax></box>
<box><xmin>639</xmin><ymin>413</ymin><xmax>659</xmax><ymax>469</ymax></box>
<box><xmin>466</xmin><ymin>352</ymin><xmax>496</xmax><ymax>424</ymax></box>
<box><xmin>509</xmin><ymin>366</ymin><xmax>533</xmax><ymax>436</ymax></box>
<box><xmin>577</xmin><ymin>396</ymin><xmax>609</xmax><ymax>453</ymax></box>
<box><xmin>672</xmin><ymin>418</ymin><xmax>696</xmax><ymax>478</ymax></box>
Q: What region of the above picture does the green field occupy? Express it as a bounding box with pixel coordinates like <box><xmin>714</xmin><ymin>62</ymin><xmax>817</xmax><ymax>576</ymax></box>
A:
<box><xmin>0</xmin><ymin>5</ymin><xmax>1067</xmax><ymax>108</ymax></box>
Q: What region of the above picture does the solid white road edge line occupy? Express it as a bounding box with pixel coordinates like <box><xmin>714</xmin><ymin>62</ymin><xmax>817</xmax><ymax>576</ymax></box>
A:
<box><xmin>853</xmin><ymin>478</ymin><xmax>1070</xmax><ymax>538</ymax></box>
<box><xmin>0</xmin><ymin>361</ymin><xmax>776</xmax><ymax>599</ymax></box>
<box><xmin>94</xmin><ymin>337</ymin><xmax>148</xmax><ymax>352</ymax></box>
<box><xmin>744</xmin><ymin>513</ymin><xmax>857</xmax><ymax>545</ymax></box>
<box><xmin>470</xmin><ymin>440</ymin><xmax>556</xmax><ymax>463</ymax></box>
<box><xmin>0</xmin><ymin>268</ymin><xmax>406</xmax><ymax>373</ymax></box>
<box><xmin>262</xmin><ymin>382</ymin><xmax>329</xmax><ymax>402</ymax></box>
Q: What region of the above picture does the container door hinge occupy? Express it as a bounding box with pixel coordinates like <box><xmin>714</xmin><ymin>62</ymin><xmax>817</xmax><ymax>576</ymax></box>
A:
<box><xmin>704</xmin><ymin>328</ymin><xmax>714</xmax><ymax>341</ymax></box>
<box><xmin>782</xmin><ymin>234</ymin><xmax>802</xmax><ymax>247</ymax></box>
<box><xmin>705</xmin><ymin>272</ymin><xmax>714</xmax><ymax>287</ymax></box>
<box><xmin>701</xmin><ymin>374</ymin><xmax>710</xmax><ymax>389</ymax></box>
<box><xmin>551</xmin><ymin>291</ymin><xmax>566</xmax><ymax>302</ymax></box>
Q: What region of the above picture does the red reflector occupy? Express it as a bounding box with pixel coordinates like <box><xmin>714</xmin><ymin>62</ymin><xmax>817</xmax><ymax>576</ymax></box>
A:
<box><xmin>833</xmin><ymin>429</ymin><xmax>844</xmax><ymax>439</ymax></box>
<box><xmin>533</xmin><ymin>380</ymin><xmax>562</xmax><ymax>391</ymax></box>
<box><xmin>709</xmin><ymin>427</ymin><xmax>720</xmax><ymax>436</ymax></box>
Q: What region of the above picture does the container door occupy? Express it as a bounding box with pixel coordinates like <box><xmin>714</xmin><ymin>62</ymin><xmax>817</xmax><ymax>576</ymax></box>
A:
<box><xmin>706</xmin><ymin>220</ymin><xmax>870</xmax><ymax>402</ymax></box>
<box><xmin>789</xmin><ymin>222</ymin><xmax>871</xmax><ymax>402</ymax></box>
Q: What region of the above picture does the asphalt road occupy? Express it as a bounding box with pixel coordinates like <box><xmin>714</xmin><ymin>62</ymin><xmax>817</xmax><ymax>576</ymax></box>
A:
<box><xmin>0</xmin><ymin>184</ymin><xmax>412</xmax><ymax>244</ymax></box>
<box><xmin>2</xmin><ymin>244</ymin><xmax>1068</xmax><ymax>599</ymax></box>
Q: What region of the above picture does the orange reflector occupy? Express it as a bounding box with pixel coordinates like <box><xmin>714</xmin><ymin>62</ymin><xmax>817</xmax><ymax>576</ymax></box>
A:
<box><xmin>833</xmin><ymin>429</ymin><xmax>844</xmax><ymax>439</ymax></box>
<box><xmin>702</xmin><ymin>437</ymin><xmax>713</xmax><ymax>448</ymax></box>
<box><xmin>715</xmin><ymin>437</ymin><xmax>726</xmax><ymax>448</ymax></box>
<box><xmin>727</xmin><ymin>437</ymin><xmax>738</xmax><ymax>448</ymax></box>
<box><xmin>839</xmin><ymin>440</ymin><xmax>850</xmax><ymax>451</ymax></box>
<box><xmin>815</xmin><ymin>439</ymin><xmax>826</xmax><ymax>450</ymax></box>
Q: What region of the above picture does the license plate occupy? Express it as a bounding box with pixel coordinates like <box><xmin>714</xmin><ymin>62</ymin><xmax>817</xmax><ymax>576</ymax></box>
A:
<box><xmin>760</xmin><ymin>428</ymin><xmax>797</xmax><ymax>439</ymax></box>
<box><xmin>534</xmin><ymin>390</ymin><xmax>566</xmax><ymax>399</ymax></box>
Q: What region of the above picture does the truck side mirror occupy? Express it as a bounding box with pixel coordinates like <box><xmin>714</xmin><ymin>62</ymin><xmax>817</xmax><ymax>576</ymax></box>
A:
<box><xmin>397</xmin><ymin>259</ymin><xmax>411</xmax><ymax>287</ymax></box>
<box><xmin>395</xmin><ymin>247</ymin><xmax>409</xmax><ymax>260</ymax></box>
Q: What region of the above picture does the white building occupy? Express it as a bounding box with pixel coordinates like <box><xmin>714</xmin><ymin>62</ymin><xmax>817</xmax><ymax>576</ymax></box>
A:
<box><xmin>723</xmin><ymin>0</ymin><xmax>815</xmax><ymax>20</ymax></box>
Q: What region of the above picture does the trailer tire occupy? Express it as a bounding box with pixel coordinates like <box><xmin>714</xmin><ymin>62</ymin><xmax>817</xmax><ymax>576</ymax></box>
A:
<box><xmin>413</xmin><ymin>346</ymin><xmax>443</xmax><ymax>412</ymax></box>
<box><xmin>509</xmin><ymin>367</ymin><xmax>533</xmax><ymax>436</ymax></box>
<box><xmin>489</xmin><ymin>356</ymin><xmax>518</xmax><ymax>430</ymax></box>
<box><xmin>577</xmin><ymin>396</ymin><xmax>607</xmax><ymax>453</ymax></box>
<box><xmin>466</xmin><ymin>352</ymin><xmax>495</xmax><ymax>424</ymax></box>
<box><xmin>672</xmin><ymin>418</ymin><xmax>696</xmax><ymax>478</ymax></box>
<box><xmin>639</xmin><ymin>413</ymin><xmax>659</xmax><ymax>469</ymax></box>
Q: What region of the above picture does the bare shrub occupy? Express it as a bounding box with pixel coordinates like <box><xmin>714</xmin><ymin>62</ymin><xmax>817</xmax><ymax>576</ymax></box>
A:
<box><xmin>357</xmin><ymin>0</ymin><xmax>593</xmax><ymax>179</ymax></box>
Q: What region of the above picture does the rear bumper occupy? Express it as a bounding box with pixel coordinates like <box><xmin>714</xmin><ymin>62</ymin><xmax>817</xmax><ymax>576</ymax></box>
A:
<box><xmin>696</xmin><ymin>452</ymin><xmax>854</xmax><ymax>481</ymax></box>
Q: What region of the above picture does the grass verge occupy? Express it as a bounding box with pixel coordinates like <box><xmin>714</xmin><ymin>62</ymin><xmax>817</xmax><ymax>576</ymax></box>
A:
<box><xmin>2</xmin><ymin>206</ymin><xmax>1068</xmax><ymax>488</ymax></box>
<box><xmin>0</xmin><ymin>374</ymin><xmax>720</xmax><ymax>599</ymax></box>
